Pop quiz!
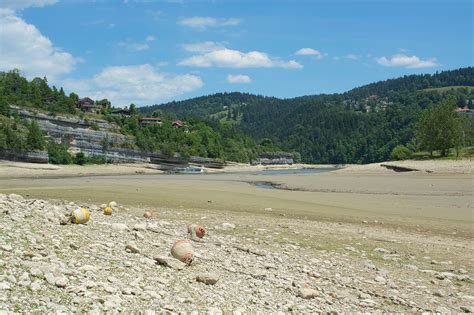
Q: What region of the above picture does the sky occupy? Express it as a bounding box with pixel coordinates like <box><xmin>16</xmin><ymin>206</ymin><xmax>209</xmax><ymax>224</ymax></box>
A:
<box><xmin>0</xmin><ymin>0</ymin><xmax>472</xmax><ymax>107</ymax></box>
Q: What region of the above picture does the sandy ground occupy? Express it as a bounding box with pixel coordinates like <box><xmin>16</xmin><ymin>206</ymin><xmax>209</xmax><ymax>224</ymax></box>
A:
<box><xmin>0</xmin><ymin>159</ymin><xmax>472</xmax><ymax>237</ymax></box>
<box><xmin>0</xmin><ymin>159</ymin><xmax>473</xmax><ymax>311</ymax></box>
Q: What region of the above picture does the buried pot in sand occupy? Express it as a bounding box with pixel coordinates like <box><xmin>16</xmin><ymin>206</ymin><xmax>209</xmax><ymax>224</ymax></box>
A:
<box><xmin>171</xmin><ymin>240</ymin><xmax>194</xmax><ymax>265</ymax></box>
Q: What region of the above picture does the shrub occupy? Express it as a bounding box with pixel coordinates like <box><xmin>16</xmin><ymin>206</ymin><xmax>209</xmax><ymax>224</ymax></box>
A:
<box><xmin>74</xmin><ymin>152</ymin><xmax>86</xmax><ymax>165</ymax></box>
<box><xmin>390</xmin><ymin>145</ymin><xmax>413</xmax><ymax>161</ymax></box>
<box><xmin>47</xmin><ymin>142</ymin><xmax>73</xmax><ymax>164</ymax></box>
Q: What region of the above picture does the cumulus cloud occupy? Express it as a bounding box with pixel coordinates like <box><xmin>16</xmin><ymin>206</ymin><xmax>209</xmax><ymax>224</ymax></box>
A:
<box><xmin>179</xmin><ymin>46</ymin><xmax>303</xmax><ymax>69</ymax></box>
<box><xmin>295</xmin><ymin>48</ymin><xmax>326</xmax><ymax>60</ymax></box>
<box><xmin>0</xmin><ymin>0</ymin><xmax>57</xmax><ymax>10</ymax></box>
<box><xmin>376</xmin><ymin>54</ymin><xmax>439</xmax><ymax>68</ymax></box>
<box><xmin>178</xmin><ymin>16</ymin><xmax>240</xmax><ymax>30</ymax></box>
<box><xmin>62</xmin><ymin>64</ymin><xmax>203</xmax><ymax>106</ymax></box>
<box><xmin>227</xmin><ymin>74</ymin><xmax>251</xmax><ymax>84</ymax></box>
<box><xmin>182</xmin><ymin>41</ymin><xmax>225</xmax><ymax>53</ymax></box>
<box><xmin>0</xmin><ymin>9</ymin><xmax>78</xmax><ymax>80</ymax></box>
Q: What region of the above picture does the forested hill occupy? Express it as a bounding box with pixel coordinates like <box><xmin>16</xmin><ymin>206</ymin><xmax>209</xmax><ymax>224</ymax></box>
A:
<box><xmin>139</xmin><ymin>67</ymin><xmax>474</xmax><ymax>164</ymax></box>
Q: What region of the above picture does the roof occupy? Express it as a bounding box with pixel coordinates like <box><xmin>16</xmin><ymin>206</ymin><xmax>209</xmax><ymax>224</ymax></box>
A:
<box><xmin>173</xmin><ymin>120</ymin><xmax>184</xmax><ymax>126</ymax></box>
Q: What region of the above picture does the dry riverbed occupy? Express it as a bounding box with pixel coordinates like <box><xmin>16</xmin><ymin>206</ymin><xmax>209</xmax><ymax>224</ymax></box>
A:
<box><xmin>0</xmin><ymin>159</ymin><xmax>473</xmax><ymax>312</ymax></box>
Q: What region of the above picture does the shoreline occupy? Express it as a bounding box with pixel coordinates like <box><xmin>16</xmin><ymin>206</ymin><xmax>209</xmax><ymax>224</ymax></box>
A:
<box><xmin>1</xmin><ymin>158</ymin><xmax>472</xmax><ymax>179</ymax></box>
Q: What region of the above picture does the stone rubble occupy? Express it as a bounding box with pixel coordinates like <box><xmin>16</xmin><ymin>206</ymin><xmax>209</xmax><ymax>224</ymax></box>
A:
<box><xmin>0</xmin><ymin>193</ymin><xmax>472</xmax><ymax>313</ymax></box>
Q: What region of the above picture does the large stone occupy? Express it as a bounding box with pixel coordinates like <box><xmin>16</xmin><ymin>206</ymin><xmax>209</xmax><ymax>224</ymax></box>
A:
<box><xmin>298</xmin><ymin>288</ymin><xmax>319</xmax><ymax>299</ymax></box>
<box><xmin>111</xmin><ymin>223</ymin><xmax>129</xmax><ymax>232</ymax></box>
<box><xmin>196</xmin><ymin>273</ymin><xmax>219</xmax><ymax>285</ymax></box>
<box><xmin>125</xmin><ymin>242</ymin><xmax>140</xmax><ymax>254</ymax></box>
<box><xmin>154</xmin><ymin>256</ymin><xmax>186</xmax><ymax>270</ymax></box>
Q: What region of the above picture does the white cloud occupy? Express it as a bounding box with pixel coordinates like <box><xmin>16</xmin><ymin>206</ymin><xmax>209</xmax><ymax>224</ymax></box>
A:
<box><xmin>376</xmin><ymin>54</ymin><xmax>439</xmax><ymax>68</ymax></box>
<box><xmin>178</xmin><ymin>16</ymin><xmax>240</xmax><ymax>30</ymax></box>
<box><xmin>146</xmin><ymin>35</ymin><xmax>156</xmax><ymax>42</ymax></box>
<box><xmin>179</xmin><ymin>46</ymin><xmax>303</xmax><ymax>69</ymax></box>
<box><xmin>0</xmin><ymin>9</ymin><xmax>78</xmax><ymax>80</ymax></box>
<box><xmin>0</xmin><ymin>0</ymin><xmax>57</xmax><ymax>10</ymax></box>
<box><xmin>62</xmin><ymin>64</ymin><xmax>203</xmax><ymax>106</ymax></box>
<box><xmin>182</xmin><ymin>41</ymin><xmax>225</xmax><ymax>53</ymax></box>
<box><xmin>333</xmin><ymin>54</ymin><xmax>359</xmax><ymax>61</ymax></box>
<box><xmin>227</xmin><ymin>74</ymin><xmax>251</xmax><ymax>84</ymax></box>
<box><xmin>295</xmin><ymin>48</ymin><xmax>326</xmax><ymax>60</ymax></box>
<box><xmin>118</xmin><ymin>40</ymin><xmax>149</xmax><ymax>52</ymax></box>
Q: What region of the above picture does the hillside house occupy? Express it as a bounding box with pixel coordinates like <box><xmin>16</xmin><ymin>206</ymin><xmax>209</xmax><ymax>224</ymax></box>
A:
<box><xmin>172</xmin><ymin>120</ymin><xmax>184</xmax><ymax>128</ymax></box>
<box><xmin>140</xmin><ymin>117</ymin><xmax>162</xmax><ymax>126</ymax></box>
<box><xmin>77</xmin><ymin>97</ymin><xmax>97</xmax><ymax>113</ymax></box>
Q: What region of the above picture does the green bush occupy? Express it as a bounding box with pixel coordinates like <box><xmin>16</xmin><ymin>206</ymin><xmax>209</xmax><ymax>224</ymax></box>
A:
<box><xmin>390</xmin><ymin>145</ymin><xmax>413</xmax><ymax>161</ymax></box>
<box><xmin>74</xmin><ymin>152</ymin><xmax>86</xmax><ymax>165</ymax></box>
<box><xmin>47</xmin><ymin>142</ymin><xmax>73</xmax><ymax>164</ymax></box>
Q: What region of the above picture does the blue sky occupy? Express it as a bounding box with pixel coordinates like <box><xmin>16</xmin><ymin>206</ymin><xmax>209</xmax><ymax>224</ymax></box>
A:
<box><xmin>0</xmin><ymin>0</ymin><xmax>472</xmax><ymax>107</ymax></box>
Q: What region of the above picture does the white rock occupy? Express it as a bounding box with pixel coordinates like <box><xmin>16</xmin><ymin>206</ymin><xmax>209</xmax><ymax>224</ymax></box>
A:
<box><xmin>108</xmin><ymin>201</ymin><xmax>118</xmax><ymax>208</ymax></box>
<box><xmin>111</xmin><ymin>223</ymin><xmax>129</xmax><ymax>232</ymax></box>
<box><xmin>298</xmin><ymin>288</ymin><xmax>319</xmax><ymax>299</ymax></box>
<box><xmin>133</xmin><ymin>223</ymin><xmax>147</xmax><ymax>231</ymax></box>
<box><xmin>221</xmin><ymin>222</ymin><xmax>236</xmax><ymax>230</ymax></box>
<box><xmin>125</xmin><ymin>242</ymin><xmax>140</xmax><ymax>254</ymax></box>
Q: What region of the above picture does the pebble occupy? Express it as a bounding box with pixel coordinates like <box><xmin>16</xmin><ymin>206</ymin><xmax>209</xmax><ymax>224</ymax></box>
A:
<box><xmin>221</xmin><ymin>222</ymin><xmax>236</xmax><ymax>230</ymax></box>
<box><xmin>125</xmin><ymin>242</ymin><xmax>140</xmax><ymax>254</ymax></box>
<box><xmin>196</xmin><ymin>273</ymin><xmax>219</xmax><ymax>285</ymax></box>
<box><xmin>298</xmin><ymin>288</ymin><xmax>319</xmax><ymax>299</ymax></box>
<box><xmin>111</xmin><ymin>223</ymin><xmax>129</xmax><ymax>232</ymax></box>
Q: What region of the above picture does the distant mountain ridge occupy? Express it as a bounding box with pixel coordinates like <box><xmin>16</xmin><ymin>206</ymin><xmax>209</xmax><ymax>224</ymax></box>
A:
<box><xmin>139</xmin><ymin>67</ymin><xmax>474</xmax><ymax>164</ymax></box>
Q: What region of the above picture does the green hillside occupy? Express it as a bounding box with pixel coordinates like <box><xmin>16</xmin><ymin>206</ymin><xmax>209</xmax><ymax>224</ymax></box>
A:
<box><xmin>140</xmin><ymin>67</ymin><xmax>474</xmax><ymax>164</ymax></box>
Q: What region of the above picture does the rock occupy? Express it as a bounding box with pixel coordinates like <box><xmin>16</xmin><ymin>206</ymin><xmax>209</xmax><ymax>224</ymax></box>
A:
<box><xmin>298</xmin><ymin>288</ymin><xmax>319</xmax><ymax>299</ymax></box>
<box><xmin>133</xmin><ymin>223</ymin><xmax>147</xmax><ymax>231</ymax></box>
<box><xmin>221</xmin><ymin>222</ymin><xmax>236</xmax><ymax>230</ymax></box>
<box><xmin>264</xmin><ymin>207</ymin><xmax>272</xmax><ymax>211</ymax></box>
<box><xmin>154</xmin><ymin>256</ymin><xmax>186</xmax><ymax>270</ymax></box>
<box><xmin>108</xmin><ymin>201</ymin><xmax>117</xmax><ymax>208</ymax></box>
<box><xmin>111</xmin><ymin>223</ymin><xmax>129</xmax><ymax>232</ymax></box>
<box><xmin>196</xmin><ymin>273</ymin><xmax>219</xmax><ymax>285</ymax></box>
<box><xmin>103</xmin><ymin>207</ymin><xmax>113</xmax><ymax>215</ymax></box>
<box><xmin>0</xmin><ymin>244</ymin><xmax>12</xmax><ymax>252</ymax></box>
<box><xmin>103</xmin><ymin>295</ymin><xmax>122</xmax><ymax>309</ymax></box>
<box><xmin>0</xmin><ymin>282</ymin><xmax>11</xmax><ymax>290</ymax></box>
<box><xmin>434</xmin><ymin>290</ymin><xmax>446</xmax><ymax>297</ymax></box>
<box><xmin>375</xmin><ymin>276</ymin><xmax>386</xmax><ymax>283</ymax></box>
<box><xmin>100</xmin><ymin>204</ymin><xmax>107</xmax><ymax>209</ymax></box>
<box><xmin>8</xmin><ymin>194</ymin><xmax>24</xmax><ymax>202</ymax></box>
<box><xmin>55</xmin><ymin>277</ymin><xmax>68</xmax><ymax>288</ymax></box>
<box><xmin>359</xmin><ymin>292</ymin><xmax>371</xmax><ymax>299</ymax></box>
<box><xmin>125</xmin><ymin>242</ymin><xmax>140</xmax><ymax>254</ymax></box>
<box><xmin>461</xmin><ymin>306</ymin><xmax>474</xmax><ymax>313</ymax></box>
<box><xmin>374</xmin><ymin>248</ymin><xmax>389</xmax><ymax>254</ymax></box>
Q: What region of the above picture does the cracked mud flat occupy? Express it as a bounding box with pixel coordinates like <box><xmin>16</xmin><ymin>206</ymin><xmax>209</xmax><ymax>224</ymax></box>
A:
<box><xmin>0</xmin><ymin>193</ymin><xmax>472</xmax><ymax>313</ymax></box>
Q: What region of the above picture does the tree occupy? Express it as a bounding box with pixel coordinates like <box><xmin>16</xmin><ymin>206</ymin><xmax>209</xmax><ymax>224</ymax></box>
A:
<box><xmin>390</xmin><ymin>145</ymin><xmax>412</xmax><ymax>160</ymax></box>
<box><xmin>416</xmin><ymin>100</ymin><xmax>464</xmax><ymax>156</ymax></box>
<box><xmin>26</xmin><ymin>120</ymin><xmax>45</xmax><ymax>150</ymax></box>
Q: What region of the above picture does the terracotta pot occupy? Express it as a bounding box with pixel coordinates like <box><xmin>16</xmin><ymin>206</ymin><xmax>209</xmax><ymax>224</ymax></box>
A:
<box><xmin>188</xmin><ymin>224</ymin><xmax>206</xmax><ymax>238</ymax></box>
<box><xmin>103</xmin><ymin>207</ymin><xmax>113</xmax><ymax>215</ymax></box>
<box><xmin>143</xmin><ymin>211</ymin><xmax>153</xmax><ymax>219</ymax></box>
<box><xmin>171</xmin><ymin>240</ymin><xmax>194</xmax><ymax>264</ymax></box>
<box><xmin>71</xmin><ymin>208</ymin><xmax>90</xmax><ymax>224</ymax></box>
